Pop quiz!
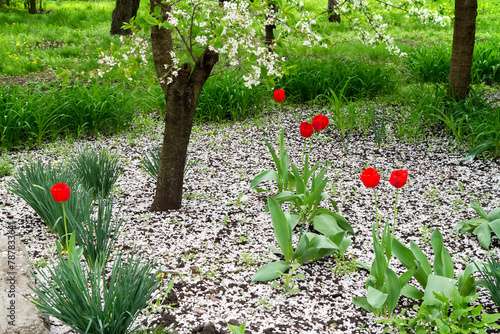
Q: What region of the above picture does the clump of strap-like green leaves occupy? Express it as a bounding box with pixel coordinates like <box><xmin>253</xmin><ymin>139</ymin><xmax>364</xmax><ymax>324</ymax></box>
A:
<box><xmin>251</xmin><ymin>130</ymin><xmax>353</xmax><ymax>282</ymax></box>
<box><xmin>453</xmin><ymin>202</ymin><xmax>500</xmax><ymax>249</ymax></box>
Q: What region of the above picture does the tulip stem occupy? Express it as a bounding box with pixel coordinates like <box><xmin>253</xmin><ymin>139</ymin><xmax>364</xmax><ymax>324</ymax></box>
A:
<box><xmin>302</xmin><ymin>137</ymin><xmax>307</xmax><ymax>171</ymax></box>
<box><xmin>373</xmin><ymin>188</ymin><xmax>379</xmax><ymax>239</ymax></box>
<box><xmin>62</xmin><ymin>202</ymin><xmax>69</xmax><ymax>252</ymax></box>
<box><xmin>392</xmin><ymin>188</ymin><xmax>399</xmax><ymax>238</ymax></box>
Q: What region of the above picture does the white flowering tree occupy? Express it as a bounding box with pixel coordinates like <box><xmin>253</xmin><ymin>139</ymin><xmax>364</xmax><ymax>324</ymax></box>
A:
<box><xmin>146</xmin><ymin>0</ymin><xmax>324</xmax><ymax>210</ymax></box>
<box><xmin>96</xmin><ymin>0</ymin><xmax>449</xmax><ymax>210</ymax></box>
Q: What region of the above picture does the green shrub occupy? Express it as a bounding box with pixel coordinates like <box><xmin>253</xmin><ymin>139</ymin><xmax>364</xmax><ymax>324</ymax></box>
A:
<box><xmin>72</xmin><ymin>147</ymin><xmax>123</xmax><ymax>200</ymax></box>
<box><xmin>0</xmin><ymin>82</ymin><xmax>136</xmax><ymax>149</ymax></box>
<box><xmin>9</xmin><ymin>161</ymin><xmax>92</xmax><ymax>243</ymax></box>
<box><xmin>276</xmin><ymin>56</ymin><xmax>396</xmax><ymax>103</ymax></box>
<box><xmin>141</xmin><ymin>146</ymin><xmax>194</xmax><ymax>180</ymax></box>
<box><xmin>478</xmin><ymin>255</ymin><xmax>500</xmax><ymax>308</ymax></box>
<box><xmin>142</xmin><ymin>146</ymin><xmax>162</xmax><ymax>180</ymax></box>
<box><xmin>196</xmin><ymin>73</ymin><xmax>267</xmax><ymax>122</ymax></box>
<box><xmin>29</xmin><ymin>252</ymin><xmax>162</xmax><ymax>334</ymax></box>
<box><xmin>73</xmin><ymin>198</ymin><xmax>124</xmax><ymax>270</ymax></box>
<box><xmin>405</xmin><ymin>45</ymin><xmax>450</xmax><ymax>83</ymax></box>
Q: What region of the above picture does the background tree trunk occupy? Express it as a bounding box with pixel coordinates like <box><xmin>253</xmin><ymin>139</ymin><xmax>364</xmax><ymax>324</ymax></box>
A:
<box><xmin>28</xmin><ymin>0</ymin><xmax>36</xmax><ymax>13</ymax></box>
<box><xmin>110</xmin><ymin>0</ymin><xmax>140</xmax><ymax>35</ymax></box>
<box><xmin>328</xmin><ymin>0</ymin><xmax>341</xmax><ymax>23</ymax></box>
<box><xmin>448</xmin><ymin>0</ymin><xmax>477</xmax><ymax>99</ymax></box>
<box><xmin>149</xmin><ymin>0</ymin><xmax>219</xmax><ymax>211</ymax></box>
<box><xmin>265</xmin><ymin>4</ymin><xmax>277</xmax><ymax>48</ymax></box>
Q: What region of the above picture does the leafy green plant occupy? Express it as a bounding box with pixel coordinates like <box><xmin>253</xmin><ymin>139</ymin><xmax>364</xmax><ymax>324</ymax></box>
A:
<box><xmin>477</xmin><ymin>254</ymin><xmax>500</xmax><ymax>308</ymax></box>
<box><xmin>141</xmin><ymin>146</ymin><xmax>194</xmax><ymax>180</ymax></box>
<box><xmin>227</xmin><ymin>321</ymin><xmax>247</xmax><ymax>334</ymax></box>
<box><xmin>405</xmin><ymin>45</ymin><xmax>451</xmax><ymax>83</ymax></box>
<box><xmin>0</xmin><ymin>82</ymin><xmax>136</xmax><ymax>149</ymax></box>
<box><xmin>250</xmin><ymin>130</ymin><xmax>294</xmax><ymax>193</ymax></box>
<box><xmin>276</xmin><ymin>56</ymin><xmax>396</xmax><ymax>103</ymax></box>
<box><xmin>29</xmin><ymin>251</ymin><xmax>162</xmax><ymax>334</ymax></box>
<box><xmin>0</xmin><ymin>156</ymin><xmax>14</xmax><ymax>177</ymax></box>
<box><xmin>142</xmin><ymin>146</ymin><xmax>162</xmax><ymax>180</ymax></box>
<box><xmin>72</xmin><ymin>147</ymin><xmax>123</xmax><ymax>200</ymax></box>
<box><xmin>72</xmin><ymin>197</ymin><xmax>124</xmax><ymax>270</ymax></box>
<box><xmin>379</xmin><ymin>287</ymin><xmax>500</xmax><ymax>333</ymax></box>
<box><xmin>9</xmin><ymin>160</ymin><xmax>92</xmax><ymax>242</ymax></box>
<box><xmin>196</xmin><ymin>72</ymin><xmax>266</xmax><ymax>121</ymax></box>
<box><xmin>252</xmin><ymin>196</ymin><xmax>349</xmax><ymax>282</ymax></box>
<box><xmin>369</xmin><ymin>107</ymin><xmax>386</xmax><ymax>148</ymax></box>
<box><xmin>453</xmin><ymin>202</ymin><xmax>500</xmax><ymax>249</ymax></box>
<box><xmin>269</xmin><ymin>262</ymin><xmax>305</xmax><ymax>294</ymax></box>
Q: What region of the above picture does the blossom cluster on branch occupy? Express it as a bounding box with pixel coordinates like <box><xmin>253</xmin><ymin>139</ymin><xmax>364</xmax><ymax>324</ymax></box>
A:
<box><xmin>91</xmin><ymin>0</ymin><xmax>450</xmax><ymax>86</ymax></box>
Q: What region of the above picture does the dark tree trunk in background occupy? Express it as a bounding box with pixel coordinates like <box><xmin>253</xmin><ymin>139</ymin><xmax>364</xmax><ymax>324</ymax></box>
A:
<box><xmin>265</xmin><ymin>4</ymin><xmax>277</xmax><ymax>48</ymax></box>
<box><xmin>28</xmin><ymin>0</ymin><xmax>36</xmax><ymax>13</ymax></box>
<box><xmin>149</xmin><ymin>0</ymin><xmax>219</xmax><ymax>211</ymax></box>
<box><xmin>328</xmin><ymin>0</ymin><xmax>341</xmax><ymax>23</ymax></box>
<box><xmin>448</xmin><ymin>0</ymin><xmax>477</xmax><ymax>100</ymax></box>
<box><xmin>110</xmin><ymin>0</ymin><xmax>140</xmax><ymax>35</ymax></box>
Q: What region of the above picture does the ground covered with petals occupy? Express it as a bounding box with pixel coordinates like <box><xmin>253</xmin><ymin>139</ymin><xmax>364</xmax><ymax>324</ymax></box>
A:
<box><xmin>1</xmin><ymin>107</ymin><xmax>499</xmax><ymax>333</ymax></box>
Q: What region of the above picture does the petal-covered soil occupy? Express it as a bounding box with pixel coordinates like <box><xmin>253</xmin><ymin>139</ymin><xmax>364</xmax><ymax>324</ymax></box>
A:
<box><xmin>1</xmin><ymin>106</ymin><xmax>499</xmax><ymax>333</ymax></box>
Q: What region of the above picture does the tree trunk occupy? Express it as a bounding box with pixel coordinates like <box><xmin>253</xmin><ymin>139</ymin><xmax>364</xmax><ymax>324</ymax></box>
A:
<box><xmin>149</xmin><ymin>0</ymin><xmax>219</xmax><ymax>211</ymax></box>
<box><xmin>265</xmin><ymin>4</ymin><xmax>277</xmax><ymax>48</ymax></box>
<box><xmin>328</xmin><ymin>0</ymin><xmax>341</xmax><ymax>23</ymax></box>
<box><xmin>110</xmin><ymin>0</ymin><xmax>140</xmax><ymax>35</ymax></box>
<box><xmin>448</xmin><ymin>0</ymin><xmax>477</xmax><ymax>100</ymax></box>
<box><xmin>28</xmin><ymin>0</ymin><xmax>36</xmax><ymax>13</ymax></box>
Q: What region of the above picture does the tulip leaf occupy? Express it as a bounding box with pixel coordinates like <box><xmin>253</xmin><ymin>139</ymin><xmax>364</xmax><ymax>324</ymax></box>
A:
<box><xmin>352</xmin><ymin>297</ymin><xmax>372</xmax><ymax>312</ymax></box>
<box><xmin>367</xmin><ymin>286</ymin><xmax>388</xmax><ymax>310</ymax></box>
<box><xmin>264</xmin><ymin>138</ymin><xmax>280</xmax><ymax>172</ymax></box>
<box><xmin>474</xmin><ymin>221</ymin><xmax>492</xmax><ymax>249</ymax></box>
<box><xmin>471</xmin><ymin>202</ymin><xmax>488</xmax><ymax>220</ymax></box>
<box><xmin>312</xmin><ymin>214</ymin><xmax>342</xmax><ymax>237</ymax></box>
<box><xmin>488</xmin><ymin>218</ymin><xmax>500</xmax><ymax>241</ymax></box>
<box><xmin>291</xmin><ymin>164</ymin><xmax>305</xmax><ymax>195</ymax></box>
<box><xmin>410</xmin><ymin>242</ymin><xmax>432</xmax><ymax>276</ymax></box>
<box><xmin>304</xmin><ymin>178</ymin><xmax>327</xmax><ymax>208</ymax></box>
<box><xmin>488</xmin><ymin>208</ymin><xmax>500</xmax><ymax>221</ymax></box>
<box><xmin>392</xmin><ymin>238</ymin><xmax>428</xmax><ymax>288</ymax></box>
<box><xmin>401</xmin><ymin>284</ymin><xmax>424</xmax><ymax>300</ymax></box>
<box><xmin>306</xmin><ymin>233</ymin><xmax>338</xmax><ymax>250</ymax></box>
<box><xmin>268</xmin><ymin>197</ymin><xmax>293</xmax><ymax>263</ymax></box>
<box><xmin>330</xmin><ymin>231</ymin><xmax>351</xmax><ymax>254</ymax></box>
<box><xmin>385</xmin><ymin>268</ymin><xmax>401</xmax><ymax>315</ymax></box>
<box><xmin>252</xmin><ymin>261</ymin><xmax>291</xmax><ymax>282</ymax></box>
<box><xmin>431</xmin><ymin>228</ymin><xmax>454</xmax><ymax>279</ymax></box>
<box><xmin>250</xmin><ymin>170</ymin><xmax>278</xmax><ymax>188</ymax></box>
<box><xmin>294</xmin><ymin>233</ymin><xmax>309</xmax><ymax>264</ymax></box>
<box><xmin>331</xmin><ymin>213</ymin><xmax>354</xmax><ymax>234</ymax></box>
<box><xmin>423</xmin><ymin>274</ymin><xmax>457</xmax><ymax>301</ymax></box>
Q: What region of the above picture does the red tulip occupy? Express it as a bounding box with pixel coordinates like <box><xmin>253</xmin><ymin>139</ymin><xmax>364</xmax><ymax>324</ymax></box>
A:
<box><xmin>360</xmin><ymin>168</ymin><xmax>380</xmax><ymax>188</ymax></box>
<box><xmin>50</xmin><ymin>183</ymin><xmax>71</xmax><ymax>202</ymax></box>
<box><xmin>389</xmin><ymin>170</ymin><xmax>408</xmax><ymax>188</ymax></box>
<box><xmin>312</xmin><ymin>114</ymin><xmax>329</xmax><ymax>131</ymax></box>
<box><xmin>273</xmin><ymin>89</ymin><xmax>285</xmax><ymax>103</ymax></box>
<box><xmin>300</xmin><ymin>122</ymin><xmax>314</xmax><ymax>138</ymax></box>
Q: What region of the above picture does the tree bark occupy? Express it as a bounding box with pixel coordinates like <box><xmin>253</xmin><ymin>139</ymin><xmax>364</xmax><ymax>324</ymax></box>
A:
<box><xmin>328</xmin><ymin>0</ymin><xmax>341</xmax><ymax>23</ymax></box>
<box><xmin>448</xmin><ymin>0</ymin><xmax>477</xmax><ymax>100</ymax></box>
<box><xmin>28</xmin><ymin>0</ymin><xmax>36</xmax><ymax>13</ymax></box>
<box><xmin>265</xmin><ymin>4</ymin><xmax>277</xmax><ymax>49</ymax></box>
<box><xmin>110</xmin><ymin>0</ymin><xmax>140</xmax><ymax>35</ymax></box>
<box><xmin>149</xmin><ymin>0</ymin><xmax>219</xmax><ymax>211</ymax></box>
